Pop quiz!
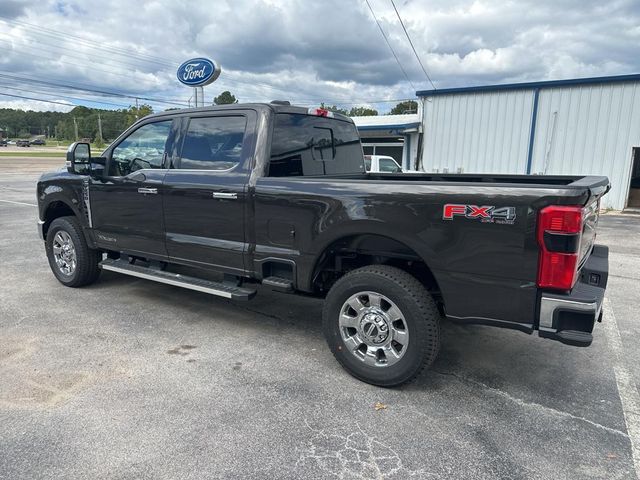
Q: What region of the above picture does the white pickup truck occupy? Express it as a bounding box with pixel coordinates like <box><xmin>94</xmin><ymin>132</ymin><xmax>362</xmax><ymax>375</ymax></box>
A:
<box><xmin>363</xmin><ymin>154</ymin><xmax>403</xmax><ymax>173</ymax></box>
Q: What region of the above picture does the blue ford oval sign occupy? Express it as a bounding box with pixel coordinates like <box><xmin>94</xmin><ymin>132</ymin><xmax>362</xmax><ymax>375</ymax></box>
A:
<box><xmin>177</xmin><ymin>58</ymin><xmax>221</xmax><ymax>87</ymax></box>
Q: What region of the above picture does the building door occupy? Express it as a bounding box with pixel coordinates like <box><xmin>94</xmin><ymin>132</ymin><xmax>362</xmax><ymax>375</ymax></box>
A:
<box><xmin>628</xmin><ymin>147</ymin><xmax>640</xmax><ymax>208</ymax></box>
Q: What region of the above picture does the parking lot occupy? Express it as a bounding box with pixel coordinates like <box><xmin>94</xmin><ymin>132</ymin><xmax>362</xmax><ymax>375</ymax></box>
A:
<box><xmin>1</xmin><ymin>158</ymin><xmax>638</xmax><ymax>479</ymax></box>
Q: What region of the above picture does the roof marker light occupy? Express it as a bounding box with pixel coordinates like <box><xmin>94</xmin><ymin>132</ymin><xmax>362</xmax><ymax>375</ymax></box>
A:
<box><xmin>308</xmin><ymin>107</ymin><xmax>334</xmax><ymax>118</ymax></box>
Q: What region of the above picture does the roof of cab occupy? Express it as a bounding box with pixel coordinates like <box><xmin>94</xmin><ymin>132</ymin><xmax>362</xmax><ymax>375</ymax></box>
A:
<box><xmin>143</xmin><ymin>103</ymin><xmax>353</xmax><ymax>123</ymax></box>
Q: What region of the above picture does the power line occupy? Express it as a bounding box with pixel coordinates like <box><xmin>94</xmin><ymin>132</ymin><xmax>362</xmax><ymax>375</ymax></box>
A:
<box><xmin>0</xmin><ymin>83</ymin><xmax>132</xmax><ymax>109</ymax></box>
<box><xmin>363</xmin><ymin>0</ymin><xmax>416</xmax><ymax>92</ymax></box>
<box><xmin>0</xmin><ymin>91</ymin><xmax>75</xmax><ymax>107</ymax></box>
<box><xmin>389</xmin><ymin>0</ymin><xmax>436</xmax><ymax>90</ymax></box>
<box><xmin>0</xmin><ymin>72</ymin><xmax>187</xmax><ymax>107</ymax></box>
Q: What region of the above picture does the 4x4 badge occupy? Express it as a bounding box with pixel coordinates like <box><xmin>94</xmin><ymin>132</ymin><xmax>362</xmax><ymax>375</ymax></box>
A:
<box><xmin>443</xmin><ymin>204</ymin><xmax>516</xmax><ymax>224</ymax></box>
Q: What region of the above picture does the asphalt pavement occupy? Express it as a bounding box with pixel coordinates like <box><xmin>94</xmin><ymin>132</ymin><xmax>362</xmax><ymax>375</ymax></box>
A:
<box><xmin>1</xmin><ymin>159</ymin><xmax>638</xmax><ymax>479</ymax></box>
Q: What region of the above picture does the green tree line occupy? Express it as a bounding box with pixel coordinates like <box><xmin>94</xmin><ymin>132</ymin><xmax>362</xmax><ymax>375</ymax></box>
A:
<box><xmin>0</xmin><ymin>104</ymin><xmax>153</xmax><ymax>141</ymax></box>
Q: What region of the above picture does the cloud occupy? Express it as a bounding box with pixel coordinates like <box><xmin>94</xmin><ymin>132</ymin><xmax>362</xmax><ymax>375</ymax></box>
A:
<box><xmin>0</xmin><ymin>98</ymin><xmax>74</xmax><ymax>112</ymax></box>
<box><xmin>0</xmin><ymin>0</ymin><xmax>637</xmax><ymax>113</ymax></box>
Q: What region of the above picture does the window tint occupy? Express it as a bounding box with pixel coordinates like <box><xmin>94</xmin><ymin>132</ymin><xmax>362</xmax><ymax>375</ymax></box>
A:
<box><xmin>379</xmin><ymin>158</ymin><xmax>401</xmax><ymax>173</ymax></box>
<box><xmin>269</xmin><ymin>113</ymin><xmax>364</xmax><ymax>177</ymax></box>
<box><xmin>364</xmin><ymin>155</ymin><xmax>372</xmax><ymax>171</ymax></box>
<box><xmin>180</xmin><ymin>116</ymin><xmax>246</xmax><ymax>170</ymax></box>
<box><xmin>110</xmin><ymin>121</ymin><xmax>171</xmax><ymax>176</ymax></box>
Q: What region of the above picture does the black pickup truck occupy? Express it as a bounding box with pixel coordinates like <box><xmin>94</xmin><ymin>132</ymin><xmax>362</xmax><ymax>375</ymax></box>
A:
<box><xmin>36</xmin><ymin>103</ymin><xmax>610</xmax><ymax>386</ymax></box>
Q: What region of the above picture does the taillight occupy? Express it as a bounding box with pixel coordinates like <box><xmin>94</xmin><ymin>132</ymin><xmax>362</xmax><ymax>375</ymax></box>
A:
<box><xmin>537</xmin><ymin>205</ymin><xmax>584</xmax><ymax>290</ymax></box>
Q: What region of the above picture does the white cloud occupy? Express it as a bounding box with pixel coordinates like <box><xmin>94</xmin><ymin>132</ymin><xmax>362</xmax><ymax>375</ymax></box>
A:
<box><xmin>0</xmin><ymin>0</ymin><xmax>637</xmax><ymax>113</ymax></box>
<box><xmin>0</xmin><ymin>99</ymin><xmax>74</xmax><ymax>112</ymax></box>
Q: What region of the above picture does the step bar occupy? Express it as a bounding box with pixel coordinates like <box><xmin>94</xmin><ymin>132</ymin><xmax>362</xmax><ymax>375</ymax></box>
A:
<box><xmin>100</xmin><ymin>258</ymin><xmax>256</xmax><ymax>301</ymax></box>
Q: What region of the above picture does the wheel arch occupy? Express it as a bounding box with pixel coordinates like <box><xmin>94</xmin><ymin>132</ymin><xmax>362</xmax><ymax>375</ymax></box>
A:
<box><xmin>308</xmin><ymin>232</ymin><xmax>443</xmax><ymax>308</ymax></box>
<box><xmin>42</xmin><ymin>199</ymin><xmax>81</xmax><ymax>239</ymax></box>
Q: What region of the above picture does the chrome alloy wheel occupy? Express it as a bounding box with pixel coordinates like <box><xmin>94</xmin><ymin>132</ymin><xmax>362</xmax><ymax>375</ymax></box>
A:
<box><xmin>52</xmin><ymin>230</ymin><xmax>77</xmax><ymax>276</ymax></box>
<box><xmin>339</xmin><ymin>291</ymin><xmax>409</xmax><ymax>367</ymax></box>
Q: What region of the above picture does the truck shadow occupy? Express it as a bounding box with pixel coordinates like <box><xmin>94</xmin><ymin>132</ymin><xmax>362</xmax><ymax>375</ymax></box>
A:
<box><xmin>93</xmin><ymin>271</ymin><xmax>604</xmax><ymax>399</ymax></box>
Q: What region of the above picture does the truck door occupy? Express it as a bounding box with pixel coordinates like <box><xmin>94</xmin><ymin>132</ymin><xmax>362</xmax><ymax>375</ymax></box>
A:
<box><xmin>162</xmin><ymin>111</ymin><xmax>255</xmax><ymax>274</ymax></box>
<box><xmin>90</xmin><ymin>119</ymin><xmax>176</xmax><ymax>258</ymax></box>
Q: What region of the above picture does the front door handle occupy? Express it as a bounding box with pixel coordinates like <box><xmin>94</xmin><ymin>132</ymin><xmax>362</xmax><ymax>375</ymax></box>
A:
<box><xmin>212</xmin><ymin>192</ymin><xmax>237</xmax><ymax>200</ymax></box>
<box><xmin>138</xmin><ymin>187</ymin><xmax>158</xmax><ymax>195</ymax></box>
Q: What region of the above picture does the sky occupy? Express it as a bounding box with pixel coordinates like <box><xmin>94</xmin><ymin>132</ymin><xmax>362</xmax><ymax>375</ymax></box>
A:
<box><xmin>0</xmin><ymin>0</ymin><xmax>639</xmax><ymax>114</ymax></box>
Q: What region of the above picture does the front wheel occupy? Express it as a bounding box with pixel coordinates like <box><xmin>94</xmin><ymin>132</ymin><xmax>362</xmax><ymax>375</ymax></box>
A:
<box><xmin>322</xmin><ymin>265</ymin><xmax>441</xmax><ymax>387</ymax></box>
<box><xmin>45</xmin><ymin>216</ymin><xmax>101</xmax><ymax>287</ymax></box>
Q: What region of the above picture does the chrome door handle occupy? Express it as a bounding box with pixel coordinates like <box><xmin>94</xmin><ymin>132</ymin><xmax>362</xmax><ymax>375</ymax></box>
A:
<box><xmin>137</xmin><ymin>187</ymin><xmax>158</xmax><ymax>194</ymax></box>
<box><xmin>212</xmin><ymin>192</ymin><xmax>237</xmax><ymax>200</ymax></box>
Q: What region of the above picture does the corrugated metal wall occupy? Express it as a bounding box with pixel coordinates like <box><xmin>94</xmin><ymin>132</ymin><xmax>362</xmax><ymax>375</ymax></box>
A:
<box><xmin>420</xmin><ymin>81</ymin><xmax>640</xmax><ymax>210</ymax></box>
<box><xmin>421</xmin><ymin>90</ymin><xmax>534</xmax><ymax>174</ymax></box>
<box><xmin>530</xmin><ymin>83</ymin><xmax>640</xmax><ymax>210</ymax></box>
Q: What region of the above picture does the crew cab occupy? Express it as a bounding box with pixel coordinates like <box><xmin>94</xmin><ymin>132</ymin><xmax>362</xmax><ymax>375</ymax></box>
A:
<box><xmin>36</xmin><ymin>103</ymin><xmax>610</xmax><ymax>386</ymax></box>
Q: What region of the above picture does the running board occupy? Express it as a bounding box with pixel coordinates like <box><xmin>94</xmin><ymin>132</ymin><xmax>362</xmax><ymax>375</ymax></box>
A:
<box><xmin>100</xmin><ymin>258</ymin><xmax>256</xmax><ymax>301</ymax></box>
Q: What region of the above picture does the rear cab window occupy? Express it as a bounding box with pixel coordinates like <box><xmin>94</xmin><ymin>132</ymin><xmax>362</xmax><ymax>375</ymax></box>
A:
<box><xmin>178</xmin><ymin>116</ymin><xmax>247</xmax><ymax>170</ymax></box>
<box><xmin>268</xmin><ymin>113</ymin><xmax>365</xmax><ymax>177</ymax></box>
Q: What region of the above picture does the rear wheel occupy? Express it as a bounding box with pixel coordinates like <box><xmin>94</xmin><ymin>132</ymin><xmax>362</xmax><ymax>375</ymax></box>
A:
<box><xmin>322</xmin><ymin>265</ymin><xmax>440</xmax><ymax>387</ymax></box>
<box><xmin>45</xmin><ymin>216</ymin><xmax>101</xmax><ymax>287</ymax></box>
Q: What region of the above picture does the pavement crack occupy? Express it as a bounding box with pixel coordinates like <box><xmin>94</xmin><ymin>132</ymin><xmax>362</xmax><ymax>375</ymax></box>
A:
<box><xmin>433</xmin><ymin>369</ymin><xmax>629</xmax><ymax>438</ymax></box>
<box><xmin>296</xmin><ymin>420</ymin><xmax>434</xmax><ymax>479</ymax></box>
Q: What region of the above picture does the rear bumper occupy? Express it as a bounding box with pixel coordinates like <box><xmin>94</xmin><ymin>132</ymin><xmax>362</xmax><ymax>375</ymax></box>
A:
<box><xmin>538</xmin><ymin>244</ymin><xmax>608</xmax><ymax>347</ymax></box>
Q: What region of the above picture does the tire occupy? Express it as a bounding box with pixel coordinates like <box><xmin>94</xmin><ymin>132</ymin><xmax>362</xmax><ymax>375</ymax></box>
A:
<box><xmin>322</xmin><ymin>265</ymin><xmax>441</xmax><ymax>387</ymax></box>
<box><xmin>45</xmin><ymin>216</ymin><xmax>101</xmax><ymax>287</ymax></box>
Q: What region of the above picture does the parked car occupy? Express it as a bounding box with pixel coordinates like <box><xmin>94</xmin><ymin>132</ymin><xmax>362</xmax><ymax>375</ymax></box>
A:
<box><xmin>36</xmin><ymin>103</ymin><xmax>610</xmax><ymax>387</ymax></box>
<box><xmin>30</xmin><ymin>139</ymin><xmax>46</xmax><ymax>146</ymax></box>
<box><xmin>16</xmin><ymin>140</ymin><xmax>31</xmax><ymax>147</ymax></box>
<box><xmin>364</xmin><ymin>154</ymin><xmax>403</xmax><ymax>173</ymax></box>
<box><xmin>0</xmin><ymin>139</ymin><xmax>7</xmax><ymax>147</ymax></box>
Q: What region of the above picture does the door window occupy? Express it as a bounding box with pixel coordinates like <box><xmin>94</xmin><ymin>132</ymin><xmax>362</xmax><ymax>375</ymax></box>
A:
<box><xmin>110</xmin><ymin>121</ymin><xmax>172</xmax><ymax>176</ymax></box>
<box><xmin>179</xmin><ymin>116</ymin><xmax>247</xmax><ymax>170</ymax></box>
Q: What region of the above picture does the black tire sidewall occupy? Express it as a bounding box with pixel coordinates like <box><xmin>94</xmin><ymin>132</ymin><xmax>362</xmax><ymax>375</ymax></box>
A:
<box><xmin>323</xmin><ymin>268</ymin><xmax>438</xmax><ymax>386</ymax></box>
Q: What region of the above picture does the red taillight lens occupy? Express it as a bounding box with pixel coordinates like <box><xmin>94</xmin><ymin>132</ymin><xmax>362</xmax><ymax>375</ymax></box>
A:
<box><xmin>537</xmin><ymin>205</ymin><xmax>584</xmax><ymax>290</ymax></box>
<box><xmin>308</xmin><ymin>107</ymin><xmax>334</xmax><ymax>118</ymax></box>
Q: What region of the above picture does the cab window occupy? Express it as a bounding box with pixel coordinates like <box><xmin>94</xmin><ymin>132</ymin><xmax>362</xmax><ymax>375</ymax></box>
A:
<box><xmin>268</xmin><ymin>113</ymin><xmax>364</xmax><ymax>177</ymax></box>
<box><xmin>179</xmin><ymin>116</ymin><xmax>247</xmax><ymax>170</ymax></box>
<box><xmin>379</xmin><ymin>157</ymin><xmax>402</xmax><ymax>173</ymax></box>
<box><xmin>109</xmin><ymin>121</ymin><xmax>172</xmax><ymax>176</ymax></box>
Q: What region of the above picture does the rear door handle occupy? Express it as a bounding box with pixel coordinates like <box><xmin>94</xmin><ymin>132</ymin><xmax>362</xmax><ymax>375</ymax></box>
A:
<box><xmin>212</xmin><ymin>192</ymin><xmax>237</xmax><ymax>200</ymax></box>
<box><xmin>137</xmin><ymin>187</ymin><xmax>158</xmax><ymax>194</ymax></box>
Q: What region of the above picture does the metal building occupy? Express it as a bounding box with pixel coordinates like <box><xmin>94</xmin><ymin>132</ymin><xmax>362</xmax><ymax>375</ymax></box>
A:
<box><xmin>417</xmin><ymin>74</ymin><xmax>640</xmax><ymax>210</ymax></box>
<box><xmin>352</xmin><ymin>114</ymin><xmax>422</xmax><ymax>171</ymax></box>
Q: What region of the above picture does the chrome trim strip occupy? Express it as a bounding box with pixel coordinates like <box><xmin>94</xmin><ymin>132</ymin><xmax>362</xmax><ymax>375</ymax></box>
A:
<box><xmin>37</xmin><ymin>219</ymin><xmax>45</xmax><ymax>240</ymax></box>
<box><xmin>539</xmin><ymin>296</ymin><xmax>597</xmax><ymax>330</ymax></box>
<box><xmin>100</xmin><ymin>263</ymin><xmax>233</xmax><ymax>298</ymax></box>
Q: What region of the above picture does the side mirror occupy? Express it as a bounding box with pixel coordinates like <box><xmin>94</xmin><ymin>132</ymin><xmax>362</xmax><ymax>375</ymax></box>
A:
<box><xmin>66</xmin><ymin>142</ymin><xmax>91</xmax><ymax>174</ymax></box>
<box><xmin>90</xmin><ymin>156</ymin><xmax>107</xmax><ymax>179</ymax></box>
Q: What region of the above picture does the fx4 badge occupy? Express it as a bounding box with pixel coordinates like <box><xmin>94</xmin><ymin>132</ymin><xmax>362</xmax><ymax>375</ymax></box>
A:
<box><xmin>443</xmin><ymin>204</ymin><xmax>516</xmax><ymax>225</ymax></box>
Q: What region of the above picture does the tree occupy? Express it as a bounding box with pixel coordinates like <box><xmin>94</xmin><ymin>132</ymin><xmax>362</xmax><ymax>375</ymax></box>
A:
<box><xmin>319</xmin><ymin>103</ymin><xmax>348</xmax><ymax>115</ymax></box>
<box><xmin>348</xmin><ymin>106</ymin><xmax>378</xmax><ymax>117</ymax></box>
<box><xmin>214</xmin><ymin>91</ymin><xmax>238</xmax><ymax>105</ymax></box>
<box><xmin>389</xmin><ymin>100</ymin><xmax>418</xmax><ymax>115</ymax></box>
<box><xmin>126</xmin><ymin>104</ymin><xmax>153</xmax><ymax>126</ymax></box>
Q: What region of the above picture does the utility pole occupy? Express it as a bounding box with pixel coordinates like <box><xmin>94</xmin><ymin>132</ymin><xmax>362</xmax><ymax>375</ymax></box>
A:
<box><xmin>73</xmin><ymin>117</ymin><xmax>78</xmax><ymax>141</ymax></box>
<box><xmin>135</xmin><ymin>97</ymin><xmax>139</xmax><ymax>119</ymax></box>
<box><xmin>97</xmin><ymin>113</ymin><xmax>103</xmax><ymax>143</ymax></box>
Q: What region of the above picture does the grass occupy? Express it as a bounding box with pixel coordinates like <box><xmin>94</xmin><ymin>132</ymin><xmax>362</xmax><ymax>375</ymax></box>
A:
<box><xmin>0</xmin><ymin>151</ymin><xmax>65</xmax><ymax>157</ymax></box>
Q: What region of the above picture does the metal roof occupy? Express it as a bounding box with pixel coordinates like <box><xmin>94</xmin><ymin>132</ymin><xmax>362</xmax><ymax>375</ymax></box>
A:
<box><xmin>352</xmin><ymin>113</ymin><xmax>421</xmax><ymax>130</ymax></box>
<box><xmin>416</xmin><ymin>73</ymin><xmax>640</xmax><ymax>97</ymax></box>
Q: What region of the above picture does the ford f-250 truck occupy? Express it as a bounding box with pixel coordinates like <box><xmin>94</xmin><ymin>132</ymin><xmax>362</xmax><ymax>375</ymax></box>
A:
<box><xmin>36</xmin><ymin>103</ymin><xmax>610</xmax><ymax>386</ymax></box>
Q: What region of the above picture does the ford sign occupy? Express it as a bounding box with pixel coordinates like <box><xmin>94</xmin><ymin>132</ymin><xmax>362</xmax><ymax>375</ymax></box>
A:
<box><xmin>176</xmin><ymin>58</ymin><xmax>221</xmax><ymax>87</ymax></box>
